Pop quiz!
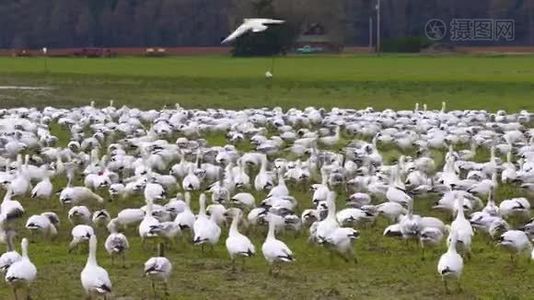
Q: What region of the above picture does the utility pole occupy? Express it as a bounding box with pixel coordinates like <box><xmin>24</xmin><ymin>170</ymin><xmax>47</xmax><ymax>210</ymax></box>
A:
<box><xmin>369</xmin><ymin>16</ymin><xmax>373</xmax><ymax>51</ymax></box>
<box><xmin>376</xmin><ymin>0</ymin><xmax>381</xmax><ymax>54</ymax></box>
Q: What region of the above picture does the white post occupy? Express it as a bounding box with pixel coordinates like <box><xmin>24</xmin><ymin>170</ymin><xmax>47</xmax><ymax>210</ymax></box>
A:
<box><xmin>369</xmin><ymin>16</ymin><xmax>373</xmax><ymax>51</ymax></box>
<box><xmin>376</xmin><ymin>0</ymin><xmax>381</xmax><ymax>54</ymax></box>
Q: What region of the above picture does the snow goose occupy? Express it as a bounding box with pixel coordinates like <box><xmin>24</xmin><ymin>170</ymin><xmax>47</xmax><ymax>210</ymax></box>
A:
<box><xmin>449</xmin><ymin>198</ymin><xmax>473</xmax><ymax>259</ymax></box>
<box><xmin>25</xmin><ymin>213</ymin><xmax>58</xmax><ymax>238</ymax></box>
<box><xmin>115</xmin><ymin>208</ymin><xmax>145</xmax><ymax>229</ymax></box>
<box><xmin>182</xmin><ymin>165</ymin><xmax>200</xmax><ymax>191</ymax></box>
<box><xmin>231</xmin><ymin>192</ymin><xmax>256</xmax><ymax>209</ymax></box>
<box><xmin>437</xmin><ymin>231</ymin><xmax>463</xmax><ymax>293</ymax></box>
<box><xmin>399</xmin><ymin>203</ymin><xmax>422</xmax><ymax>241</ymax></box>
<box><xmin>225</xmin><ymin>208</ymin><xmax>255</xmax><ymax>271</ymax></box>
<box><xmin>0</xmin><ymin>230</ymin><xmax>21</xmax><ymax>275</ymax></box>
<box><xmin>301</xmin><ymin>208</ymin><xmax>322</xmax><ymax>227</ymax></box>
<box><xmin>81</xmin><ymin>235</ymin><xmax>112</xmax><ymax>299</ymax></box>
<box><xmin>8</xmin><ymin>163</ymin><xmax>31</xmax><ymax>197</ymax></box>
<box><xmin>501</xmin><ymin>152</ymin><xmax>517</xmax><ymax>183</ymax></box>
<box><xmin>482</xmin><ymin>189</ymin><xmax>499</xmax><ymax>216</ymax></box>
<box><xmin>193</xmin><ymin>193</ymin><xmax>221</xmax><ymax>250</ymax></box>
<box><xmin>30</xmin><ymin>170</ymin><xmax>53</xmax><ymax>199</ymax></box>
<box><xmin>144</xmin><ymin>243</ymin><xmax>172</xmax><ymax>297</ymax></box>
<box><xmin>68</xmin><ymin>205</ymin><xmax>92</xmax><ymax>225</ymax></box>
<box><xmin>319</xmin><ymin>126</ymin><xmax>341</xmax><ymax>147</ymax></box>
<box><xmin>59</xmin><ymin>186</ymin><xmax>104</xmax><ymax>205</ymax></box>
<box><xmin>254</xmin><ymin>154</ymin><xmax>274</xmax><ymax>191</ymax></box>
<box><xmin>174</xmin><ymin>192</ymin><xmax>195</xmax><ymax>231</ymax></box>
<box><xmin>498</xmin><ymin>230</ymin><xmax>532</xmax><ymax>262</ymax></box>
<box><xmin>313</xmin><ymin>191</ymin><xmax>339</xmax><ymax>243</ymax></box>
<box><xmin>206</xmin><ymin>203</ymin><xmax>227</xmax><ymax>227</ymax></box>
<box><xmin>164</xmin><ymin>194</ymin><xmax>186</xmax><ymax>220</ymax></box>
<box><xmin>262</xmin><ymin>213</ymin><xmax>294</xmax><ymax>275</ymax></box>
<box><xmin>5</xmin><ymin>238</ymin><xmax>37</xmax><ymax>300</ymax></box>
<box><xmin>138</xmin><ymin>200</ymin><xmax>162</xmax><ymax>246</ymax></box>
<box><xmin>419</xmin><ymin>226</ymin><xmax>445</xmax><ymax>260</ymax></box>
<box><xmin>386</xmin><ymin>168</ymin><xmax>412</xmax><ymax>207</ymax></box>
<box><xmin>92</xmin><ymin>209</ymin><xmax>111</xmax><ymax>227</ymax></box>
<box><xmin>347</xmin><ymin>192</ymin><xmax>371</xmax><ymax>208</ymax></box>
<box><xmin>336</xmin><ymin>207</ymin><xmax>374</xmax><ymax>227</ymax></box>
<box><xmin>1</xmin><ymin>187</ymin><xmax>24</xmax><ymax>221</ymax></box>
<box><xmin>383</xmin><ymin>223</ymin><xmax>403</xmax><ymax>238</ymax></box>
<box><xmin>210</xmin><ymin>173</ymin><xmax>230</xmax><ymax>204</ymax></box>
<box><xmin>69</xmin><ymin>224</ymin><xmax>95</xmax><ymax>253</ymax></box>
<box><xmin>144</xmin><ymin>181</ymin><xmax>166</xmax><ymax>203</ymax></box>
<box><xmin>376</xmin><ymin>202</ymin><xmax>407</xmax><ymax>223</ymax></box>
<box><xmin>104</xmin><ymin>219</ymin><xmax>129</xmax><ymax>267</ymax></box>
<box><xmin>267</xmin><ymin>170</ymin><xmax>289</xmax><ymax>198</ymax></box>
<box><xmin>499</xmin><ymin>197</ymin><xmax>530</xmax><ymax>220</ymax></box>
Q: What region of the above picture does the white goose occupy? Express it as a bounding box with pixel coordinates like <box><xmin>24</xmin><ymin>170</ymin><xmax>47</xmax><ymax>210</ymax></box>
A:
<box><xmin>5</xmin><ymin>238</ymin><xmax>37</xmax><ymax>300</ymax></box>
<box><xmin>144</xmin><ymin>243</ymin><xmax>172</xmax><ymax>297</ymax></box>
<box><xmin>225</xmin><ymin>208</ymin><xmax>255</xmax><ymax>271</ymax></box>
<box><xmin>25</xmin><ymin>213</ymin><xmax>58</xmax><ymax>238</ymax></box>
<box><xmin>313</xmin><ymin>191</ymin><xmax>339</xmax><ymax>243</ymax></box>
<box><xmin>68</xmin><ymin>205</ymin><xmax>92</xmax><ymax>225</ymax></box>
<box><xmin>437</xmin><ymin>231</ymin><xmax>463</xmax><ymax>293</ymax></box>
<box><xmin>59</xmin><ymin>186</ymin><xmax>104</xmax><ymax>205</ymax></box>
<box><xmin>231</xmin><ymin>192</ymin><xmax>256</xmax><ymax>209</ymax></box>
<box><xmin>69</xmin><ymin>225</ymin><xmax>95</xmax><ymax>252</ymax></box>
<box><xmin>9</xmin><ymin>162</ymin><xmax>31</xmax><ymax>197</ymax></box>
<box><xmin>262</xmin><ymin>213</ymin><xmax>294</xmax><ymax>275</ymax></box>
<box><xmin>80</xmin><ymin>235</ymin><xmax>112</xmax><ymax>299</ymax></box>
<box><xmin>254</xmin><ymin>154</ymin><xmax>274</xmax><ymax>191</ymax></box>
<box><xmin>31</xmin><ymin>170</ymin><xmax>53</xmax><ymax>199</ymax></box>
<box><xmin>386</xmin><ymin>168</ymin><xmax>412</xmax><ymax>207</ymax></box>
<box><xmin>174</xmin><ymin>192</ymin><xmax>195</xmax><ymax>231</ymax></box>
<box><xmin>144</xmin><ymin>182</ymin><xmax>166</xmax><ymax>203</ymax></box>
<box><xmin>115</xmin><ymin>208</ymin><xmax>145</xmax><ymax>229</ymax></box>
<box><xmin>449</xmin><ymin>197</ymin><xmax>473</xmax><ymax>259</ymax></box>
<box><xmin>104</xmin><ymin>219</ymin><xmax>129</xmax><ymax>267</ymax></box>
<box><xmin>499</xmin><ymin>197</ymin><xmax>530</xmax><ymax>220</ymax></box>
<box><xmin>0</xmin><ymin>230</ymin><xmax>21</xmax><ymax>275</ymax></box>
<box><xmin>267</xmin><ymin>170</ymin><xmax>289</xmax><ymax>198</ymax></box>
<box><xmin>376</xmin><ymin>202</ymin><xmax>407</xmax><ymax>223</ymax></box>
<box><xmin>1</xmin><ymin>187</ymin><xmax>24</xmax><ymax>221</ymax></box>
<box><xmin>193</xmin><ymin>194</ymin><xmax>221</xmax><ymax>250</ymax></box>
<box><xmin>182</xmin><ymin>165</ymin><xmax>200</xmax><ymax>191</ymax></box>
<box><xmin>498</xmin><ymin>230</ymin><xmax>532</xmax><ymax>262</ymax></box>
<box><xmin>138</xmin><ymin>200</ymin><xmax>162</xmax><ymax>246</ymax></box>
<box><xmin>323</xmin><ymin>227</ymin><xmax>360</xmax><ymax>262</ymax></box>
<box><xmin>482</xmin><ymin>189</ymin><xmax>499</xmax><ymax>216</ymax></box>
<box><xmin>92</xmin><ymin>209</ymin><xmax>111</xmax><ymax>227</ymax></box>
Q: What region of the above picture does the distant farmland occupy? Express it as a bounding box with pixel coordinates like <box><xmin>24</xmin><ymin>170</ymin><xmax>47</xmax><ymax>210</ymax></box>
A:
<box><xmin>1</xmin><ymin>54</ymin><xmax>534</xmax><ymax>111</ymax></box>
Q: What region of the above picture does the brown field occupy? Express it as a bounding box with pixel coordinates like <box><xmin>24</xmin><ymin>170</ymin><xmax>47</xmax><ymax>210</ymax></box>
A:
<box><xmin>1</xmin><ymin>45</ymin><xmax>534</xmax><ymax>57</ymax></box>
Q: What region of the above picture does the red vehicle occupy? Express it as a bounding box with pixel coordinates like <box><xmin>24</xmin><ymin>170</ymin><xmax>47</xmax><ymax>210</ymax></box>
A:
<box><xmin>72</xmin><ymin>48</ymin><xmax>116</xmax><ymax>58</ymax></box>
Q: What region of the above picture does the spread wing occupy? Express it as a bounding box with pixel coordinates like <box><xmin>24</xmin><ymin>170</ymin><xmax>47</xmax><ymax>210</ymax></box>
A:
<box><xmin>221</xmin><ymin>23</ymin><xmax>251</xmax><ymax>44</ymax></box>
<box><xmin>261</xmin><ymin>18</ymin><xmax>285</xmax><ymax>25</ymax></box>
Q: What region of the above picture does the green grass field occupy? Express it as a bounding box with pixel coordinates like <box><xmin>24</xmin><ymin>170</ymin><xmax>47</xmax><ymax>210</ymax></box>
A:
<box><xmin>0</xmin><ymin>55</ymin><xmax>534</xmax><ymax>299</ymax></box>
<box><xmin>1</xmin><ymin>55</ymin><xmax>534</xmax><ymax>111</ymax></box>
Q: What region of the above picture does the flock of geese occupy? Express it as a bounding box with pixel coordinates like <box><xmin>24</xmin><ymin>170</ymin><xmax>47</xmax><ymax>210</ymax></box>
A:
<box><xmin>0</xmin><ymin>101</ymin><xmax>534</xmax><ymax>298</ymax></box>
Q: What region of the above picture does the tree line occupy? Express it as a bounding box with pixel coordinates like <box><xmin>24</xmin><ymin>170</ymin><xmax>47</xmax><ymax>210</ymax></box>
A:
<box><xmin>0</xmin><ymin>0</ymin><xmax>532</xmax><ymax>49</ymax></box>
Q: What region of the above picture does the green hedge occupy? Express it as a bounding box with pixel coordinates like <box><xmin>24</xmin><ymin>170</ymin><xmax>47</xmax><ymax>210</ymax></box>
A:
<box><xmin>381</xmin><ymin>37</ymin><xmax>432</xmax><ymax>53</ymax></box>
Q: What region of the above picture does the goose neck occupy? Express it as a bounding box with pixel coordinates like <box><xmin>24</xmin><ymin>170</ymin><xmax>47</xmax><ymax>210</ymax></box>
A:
<box><xmin>230</xmin><ymin>214</ymin><xmax>240</xmax><ymax>235</ymax></box>
<box><xmin>21</xmin><ymin>238</ymin><xmax>29</xmax><ymax>258</ymax></box>
<box><xmin>87</xmin><ymin>238</ymin><xmax>97</xmax><ymax>266</ymax></box>
<box><xmin>267</xmin><ymin>219</ymin><xmax>276</xmax><ymax>240</ymax></box>
<box><xmin>198</xmin><ymin>194</ymin><xmax>206</xmax><ymax>216</ymax></box>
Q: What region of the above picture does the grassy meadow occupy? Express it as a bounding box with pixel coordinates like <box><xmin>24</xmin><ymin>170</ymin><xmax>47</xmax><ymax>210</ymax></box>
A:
<box><xmin>0</xmin><ymin>55</ymin><xmax>533</xmax><ymax>299</ymax></box>
<box><xmin>0</xmin><ymin>55</ymin><xmax>534</xmax><ymax>111</ymax></box>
